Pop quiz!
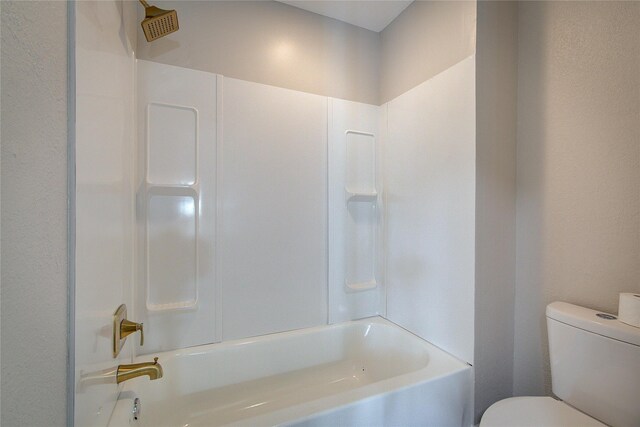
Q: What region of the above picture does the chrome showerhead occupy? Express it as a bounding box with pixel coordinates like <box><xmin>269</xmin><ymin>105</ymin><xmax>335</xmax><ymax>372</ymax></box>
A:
<box><xmin>139</xmin><ymin>0</ymin><xmax>179</xmax><ymax>42</ymax></box>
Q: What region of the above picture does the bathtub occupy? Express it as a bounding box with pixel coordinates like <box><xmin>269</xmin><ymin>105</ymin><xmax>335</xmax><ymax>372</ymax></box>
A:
<box><xmin>108</xmin><ymin>317</ymin><xmax>473</xmax><ymax>427</ymax></box>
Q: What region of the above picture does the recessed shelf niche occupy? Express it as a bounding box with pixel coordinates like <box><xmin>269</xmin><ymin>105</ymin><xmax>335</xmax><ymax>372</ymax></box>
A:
<box><xmin>328</xmin><ymin>98</ymin><xmax>384</xmax><ymax>323</ymax></box>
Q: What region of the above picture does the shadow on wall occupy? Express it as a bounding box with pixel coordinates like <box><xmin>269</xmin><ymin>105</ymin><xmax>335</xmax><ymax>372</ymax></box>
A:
<box><xmin>514</xmin><ymin>0</ymin><xmax>549</xmax><ymax>397</ymax></box>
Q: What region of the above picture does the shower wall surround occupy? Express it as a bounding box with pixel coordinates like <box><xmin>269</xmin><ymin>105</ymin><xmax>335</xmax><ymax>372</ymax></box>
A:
<box><xmin>135</xmin><ymin>55</ymin><xmax>477</xmax><ymax>367</ymax></box>
<box><xmin>136</xmin><ymin>61</ymin><xmax>387</xmax><ymax>348</ymax></box>
<box><xmin>134</xmin><ymin>1</ymin><xmax>479</xmax><ymax>366</ymax></box>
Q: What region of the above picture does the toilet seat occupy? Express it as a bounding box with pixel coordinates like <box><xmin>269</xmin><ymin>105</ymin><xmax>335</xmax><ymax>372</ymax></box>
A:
<box><xmin>480</xmin><ymin>396</ymin><xmax>606</xmax><ymax>427</ymax></box>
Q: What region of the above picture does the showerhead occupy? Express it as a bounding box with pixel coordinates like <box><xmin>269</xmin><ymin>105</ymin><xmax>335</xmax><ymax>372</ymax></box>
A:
<box><xmin>139</xmin><ymin>0</ymin><xmax>179</xmax><ymax>42</ymax></box>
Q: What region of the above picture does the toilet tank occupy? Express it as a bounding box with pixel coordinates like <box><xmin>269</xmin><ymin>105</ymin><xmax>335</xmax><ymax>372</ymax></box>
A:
<box><xmin>546</xmin><ymin>302</ymin><xmax>640</xmax><ymax>427</ymax></box>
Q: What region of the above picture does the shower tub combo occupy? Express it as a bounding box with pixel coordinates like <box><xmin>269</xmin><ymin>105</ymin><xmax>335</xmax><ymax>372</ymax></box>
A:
<box><xmin>108</xmin><ymin>317</ymin><xmax>472</xmax><ymax>427</ymax></box>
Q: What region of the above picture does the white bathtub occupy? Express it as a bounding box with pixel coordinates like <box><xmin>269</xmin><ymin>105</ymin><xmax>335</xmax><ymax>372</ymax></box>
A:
<box><xmin>108</xmin><ymin>317</ymin><xmax>473</xmax><ymax>427</ymax></box>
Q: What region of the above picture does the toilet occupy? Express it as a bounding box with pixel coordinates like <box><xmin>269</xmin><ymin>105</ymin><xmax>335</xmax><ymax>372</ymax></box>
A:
<box><xmin>481</xmin><ymin>302</ymin><xmax>640</xmax><ymax>427</ymax></box>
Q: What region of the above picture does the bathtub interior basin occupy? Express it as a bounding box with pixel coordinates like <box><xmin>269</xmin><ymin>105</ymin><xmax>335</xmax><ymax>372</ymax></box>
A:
<box><xmin>109</xmin><ymin>317</ymin><xmax>472</xmax><ymax>427</ymax></box>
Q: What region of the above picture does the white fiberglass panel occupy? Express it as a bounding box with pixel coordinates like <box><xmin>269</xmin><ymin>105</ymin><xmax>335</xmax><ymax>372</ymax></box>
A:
<box><xmin>147</xmin><ymin>103</ymin><xmax>197</xmax><ymax>185</ymax></box>
<box><xmin>220</xmin><ymin>78</ymin><xmax>327</xmax><ymax>340</ymax></box>
<box><xmin>328</xmin><ymin>98</ymin><xmax>384</xmax><ymax>323</ymax></box>
<box><xmin>385</xmin><ymin>56</ymin><xmax>476</xmax><ymax>364</ymax></box>
<box><xmin>136</xmin><ymin>60</ymin><xmax>218</xmax><ymax>353</ymax></box>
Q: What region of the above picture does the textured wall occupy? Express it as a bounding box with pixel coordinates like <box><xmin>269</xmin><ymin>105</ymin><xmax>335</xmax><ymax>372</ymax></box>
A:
<box><xmin>1</xmin><ymin>1</ymin><xmax>69</xmax><ymax>425</ymax></box>
<box><xmin>136</xmin><ymin>1</ymin><xmax>380</xmax><ymax>105</ymax></box>
<box><xmin>474</xmin><ymin>1</ymin><xmax>518</xmax><ymax>422</ymax></box>
<box><xmin>380</xmin><ymin>1</ymin><xmax>476</xmax><ymax>104</ymax></box>
<box><xmin>514</xmin><ymin>1</ymin><xmax>640</xmax><ymax>396</ymax></box>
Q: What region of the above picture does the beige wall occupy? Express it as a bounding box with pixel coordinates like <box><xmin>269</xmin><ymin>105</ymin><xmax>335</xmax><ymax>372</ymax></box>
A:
<box><xmin>474</xmin><ymin>1</ymin><xmax>518</xmax><ymax>422</ymax></box>
<box><xmin>514</xmin><ymin>1</ymin><xmax>640</xmax><ymax>396</ymax></box>
<box><xmin>136</xmin><ymin>1</ymin><xmax>479</xmax><ymax>106</ymax></box>
<box><xmin>1</xmin><ymin>1</ymin><xmax>69</xmax><ymax>425</ymax></box>
<box><xmin>136</xmin><ymin>1</ymin><xmax>381</xmax><ymax>105</ymax></box>
<box><xmin>380</xmin><ymin>0</ymin><xmax>476</xmax><ymax>104</ymax></box>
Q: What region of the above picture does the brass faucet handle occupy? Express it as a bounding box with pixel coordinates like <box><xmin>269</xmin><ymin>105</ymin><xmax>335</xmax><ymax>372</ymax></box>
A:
<box><xmin>120</xmin><ymin>319</ymin><xmax>144</xmax><ymax>346</ymax></box>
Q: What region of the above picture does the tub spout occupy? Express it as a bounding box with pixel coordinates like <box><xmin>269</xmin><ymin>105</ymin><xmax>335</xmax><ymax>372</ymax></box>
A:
<box><xmin>117</xmin><ymin>357</ymin><xmax>163</xmax><ymax>384</ymax></box>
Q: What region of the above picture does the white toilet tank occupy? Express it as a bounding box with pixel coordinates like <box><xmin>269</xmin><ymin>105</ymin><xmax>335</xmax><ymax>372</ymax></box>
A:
<box><xmin>546</xmin><ymin>302</ymin><xmax>640</xmax><ymax>427</ymax></box>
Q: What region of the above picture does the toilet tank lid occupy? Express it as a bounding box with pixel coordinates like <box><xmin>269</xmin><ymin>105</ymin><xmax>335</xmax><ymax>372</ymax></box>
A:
<box><xmin>546</xmin><ymin>302</ymin><xmax>640</xmax><ymax>346</ymax></box>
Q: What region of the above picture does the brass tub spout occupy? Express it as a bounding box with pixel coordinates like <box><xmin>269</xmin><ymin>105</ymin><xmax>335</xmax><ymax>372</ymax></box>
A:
<box><xmin>117</xmin><ymin>357</ymin><xmax>163</xmax><ymax>384</ymax></box>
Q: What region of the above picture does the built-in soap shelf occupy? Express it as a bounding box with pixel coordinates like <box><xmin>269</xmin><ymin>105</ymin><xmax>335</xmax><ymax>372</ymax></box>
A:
<box><xmin>146</xmin><ymin>300</ymin><xmax>198</xmax><ymax>313</ymax></box>
<box><xmin>345</xmin><ymin>189</ymin><xmax>378</xmax><ymax>203</ymax></box>
<box><xmin>345</xmin><ymin>279</ymin><xmax>377</xmax><ymax>292</ymax></box>
<box><xmin>147</xmin><ymin>184</ymin><xmax>198</xmax><ymax>197</ymax></box>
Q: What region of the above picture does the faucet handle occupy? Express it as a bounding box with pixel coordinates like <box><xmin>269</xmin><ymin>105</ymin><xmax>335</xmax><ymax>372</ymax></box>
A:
<box><xmin>121</xmin><ymin>319</ymin><xmax>144</xmax><ymax>346</ymax></box>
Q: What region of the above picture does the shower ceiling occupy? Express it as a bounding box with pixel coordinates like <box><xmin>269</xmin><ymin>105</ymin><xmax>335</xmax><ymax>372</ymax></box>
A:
<box><xmin>277</xmin><ymin>1</ymin><xmax>413</xmax><ymax>32</ymax></box>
